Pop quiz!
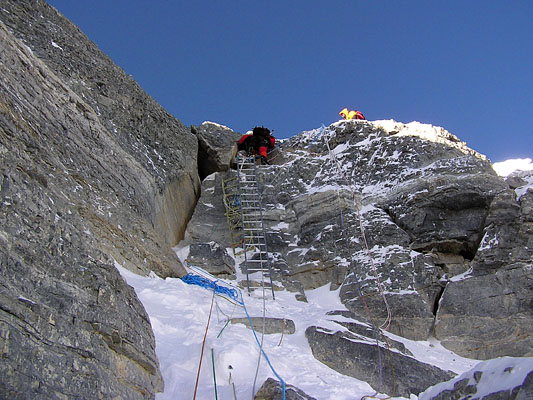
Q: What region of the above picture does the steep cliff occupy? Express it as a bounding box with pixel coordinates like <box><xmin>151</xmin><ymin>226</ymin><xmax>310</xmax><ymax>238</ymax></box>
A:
<box><xmin>0</xmin><ymin>1</ymin><xmax>200</xmax><ymax>398</ymax></box>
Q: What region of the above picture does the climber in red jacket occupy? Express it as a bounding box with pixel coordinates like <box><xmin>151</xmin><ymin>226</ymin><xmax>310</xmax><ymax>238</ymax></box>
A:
<box><xmin>237</xmin><ymin>126</ymin><xmax>276</xmax><ymax>164</ymax></box>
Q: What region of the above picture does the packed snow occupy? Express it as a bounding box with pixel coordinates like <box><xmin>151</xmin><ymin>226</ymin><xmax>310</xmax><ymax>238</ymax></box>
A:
<box><xmin>116</xmin><ymin>250</ymin><xmax>482</xmax><ymax>400</ymax></box>
<box><xmin>492</xmin><ymin>158</ymin><xmax>533</xmax><ymax>177</ymax></box>
<box><xmin>113</xmin><ymin>137</ymin><xmax>532</xmax><ymax>398</ymax></box>
<box><xmin>492</xmin><ymin>158</ymin><xmax>533</xmax><ymax>198</ymax></box>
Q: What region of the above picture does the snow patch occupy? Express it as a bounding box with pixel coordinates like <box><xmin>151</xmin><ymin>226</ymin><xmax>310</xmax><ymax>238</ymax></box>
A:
<box><xmin>51</xmin><ymin>40</ymin><xmax>63</xmax><ymax>50</ymax></box>
<box><xmin>420</xmin><ymin>357</ymin><xmax>533</xmax><ymax>399</ymax></box>
<box><xmin>492</xmin><ymin>158</ymin><xmax>533</xmax><ymax>177</ymax></box>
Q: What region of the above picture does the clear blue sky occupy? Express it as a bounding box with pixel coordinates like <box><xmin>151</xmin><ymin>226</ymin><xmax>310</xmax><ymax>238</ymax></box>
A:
<box><xmin>47</xmin><ymin>0</ymin><xmax>532</xmax><ymax>162</ymax></box>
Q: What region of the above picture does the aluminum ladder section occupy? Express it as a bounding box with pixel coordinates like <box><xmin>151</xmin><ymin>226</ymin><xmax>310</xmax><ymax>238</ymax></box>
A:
<box><xmin>236</xmin><ymin>156</ymin><xmax>275</xmax><ymax>299</ymax></box>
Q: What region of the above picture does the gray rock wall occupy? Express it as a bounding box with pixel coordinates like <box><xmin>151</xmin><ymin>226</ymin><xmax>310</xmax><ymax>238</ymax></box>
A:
<box><xmin>0</xmin><ymin>1</ymin><xmax>201</xmax><ymax>397</ymax></box>
<box><xmin>182</xmin><ymin>117</ymin><xmax>532</xmax><ymax>394</ymax></box>
<box><xmin>1</xmin><ymin>0</ymin><xmax>200</xmax><ymax>251</ymax></box>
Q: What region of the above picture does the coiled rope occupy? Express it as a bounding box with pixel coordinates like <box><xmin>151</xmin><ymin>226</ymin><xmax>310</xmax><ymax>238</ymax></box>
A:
<box><xmin>182</xmin><ymin>273</ymin><xmax>240</xmax><ymax>303</ymax></box>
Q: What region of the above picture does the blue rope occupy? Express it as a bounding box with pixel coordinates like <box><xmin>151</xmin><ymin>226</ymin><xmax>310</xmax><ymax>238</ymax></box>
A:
<box><xmin>181</xmin><ymin>273</ymin><xmax>240</xmax><ymax>302</ymax></box>
<box><xmin>237</xmin><ymin>291</ymin><xmax>286</xmax><ymax>400</ymax></box>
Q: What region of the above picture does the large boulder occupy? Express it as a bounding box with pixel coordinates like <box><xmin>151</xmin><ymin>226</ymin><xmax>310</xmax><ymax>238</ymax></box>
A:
<box><xmin>192</xmin><ymin>121</ymin><xmax>241</xmax><ymax>180</ymax></box>
<box><xmin>254</xmin><ymin>378</ymin><xmax>317</xmax><ymax>400</ymax></box>
<box><xmin>187</xmin><ymin>241</ymin><xmax>236</xmax><ymax>279</ymax></box>
<box><xmin>306</xmin><ymin>325</ymin><xmax>455</xmax><ymax>397</ymax></box>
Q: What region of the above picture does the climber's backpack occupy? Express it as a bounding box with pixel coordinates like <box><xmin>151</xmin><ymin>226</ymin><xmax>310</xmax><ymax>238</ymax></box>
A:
<box><xmin>252</xmin><ymin>126</ymin><xmax>270</xmax><ymax>139</ymax></box>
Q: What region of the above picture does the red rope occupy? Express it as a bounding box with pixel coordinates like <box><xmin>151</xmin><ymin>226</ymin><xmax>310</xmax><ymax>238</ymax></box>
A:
<box><xmin>193</xmin><ymin>284</ymin><xmax>217</xmax><ymax>400</ymax></box>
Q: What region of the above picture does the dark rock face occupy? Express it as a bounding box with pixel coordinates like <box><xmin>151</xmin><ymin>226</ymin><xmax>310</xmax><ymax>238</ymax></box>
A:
<box><xmin>385</xmin><ymin>176</ymin><xmax>495</xmax><ymax>258</ymax></box>
<box><xmin>306</xmin><ymin>326</ymin><xmax>454</xmax><ymax>397</ymax></box>
<box><xmin>254</xmin><ymin>378</ymin><xmax>317</xmax><ymax>400</ymax></box>
<box><xmin>435</xmin><ymin>184</ymin><xmax>533</xmax><ymax>359</ymax></box>
<box><xmin>0</xmin><ymin>1</ymin><xmax>201</xmax><ymax>397</ymax></box>
<box><xmin>188</xmin><ymin>241</ymin><xmax>236</xmax><ymax>279</ymax></box>
<box><xmin>192</xmin><ymin>121</ymin><xmax>241</xmax><ymax>180</ymax></box>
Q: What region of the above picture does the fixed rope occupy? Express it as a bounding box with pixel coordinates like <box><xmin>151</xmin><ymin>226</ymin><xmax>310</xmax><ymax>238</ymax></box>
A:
<box><xmin>324</xmin><ymin>132</ymin><xmax>392</xmax><ymax>330</ymax></box>
<box><xmin>323</xmin><ymin>128</ymin><xmax>396</xmax><ymax>398</ymax></box>
<box><xmin>182</xmin><ymin>273</ymin><xmax>240</xmax><ymax>303</ymax></box>
<box><xmin>192</xmin><ymin>282</ymin><xmax>216</xmax><ymax>400</ymax></box>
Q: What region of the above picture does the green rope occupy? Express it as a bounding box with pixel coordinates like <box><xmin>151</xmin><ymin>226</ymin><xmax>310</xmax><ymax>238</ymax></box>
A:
<box><xmin>211</xmin><ymin>348</ymin><xmax>218</xmax><ymax>400</ymax></box>
<box><xmin>217</xmin><ymin>319</ymin><xmax>230</xmax><ymax>338</ymax></box>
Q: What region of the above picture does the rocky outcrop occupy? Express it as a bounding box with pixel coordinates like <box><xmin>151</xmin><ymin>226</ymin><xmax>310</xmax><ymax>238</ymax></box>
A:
<box><xmin>254</xmin><ymin>378</ymin><xmax>317</xmax><ymax>400</ymax></box>
<box><xmin>251</xmin><ymin>121</ymin><xmax>503</xmax><ymax>342</ymax></box>
<box><xmin>192</xmin><ymin>121</ymin><xmax>241</xmax><ymax>180</ymax></box>
<box><xmin>0</xmin><ymin>1</ymin><xmax>201</xmax><ymax>397</ymax></box>
<box><xmin>230</xmin><ymin>317</ymin><xmax>295</xmax><ymax>335</ymax></box>
<box><xmin>306</xmin><ymin>325</ymin><xmax>454</xmax><ymax>397</ymax></box>
<box><xmin>419</xmin><ymin>357</ymin><xmax>533</xmax><ymax>400</ymax></box>
<box><xmin>184</xmin><ymin>118</ymin><xmax>531</xmax><ymax>362</ymax></box>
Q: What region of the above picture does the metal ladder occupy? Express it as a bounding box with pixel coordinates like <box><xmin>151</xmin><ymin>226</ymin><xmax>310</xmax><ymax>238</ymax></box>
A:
<box><xmin>235</xmin><ymin>155</ymin><xmax>275</xmax><ymax>299</ymax></box>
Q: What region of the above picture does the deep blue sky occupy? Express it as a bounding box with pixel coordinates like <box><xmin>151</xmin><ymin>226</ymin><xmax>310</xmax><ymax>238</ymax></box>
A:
<box><xmin>47</xmin><ymin>0</ymin><xmax>532</xmax><ymax>162</ymax></box>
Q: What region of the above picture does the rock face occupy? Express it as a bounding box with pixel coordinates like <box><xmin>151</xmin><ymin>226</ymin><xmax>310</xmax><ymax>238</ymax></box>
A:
<box><xmin>193</xmin><ymin>121</ymin><xmax>241</xmax><ymax>180</ymax></box>
<box><xmin>183</xmin><ymin>119</ymin><xmax>532</xmax><ymax>395</ymax></box>
<box><xmin>306</xmin><ymin>326</ymin><xmax>454</xmax><ymax>397</ymax></box>
<box><xmin>0</xmin><ymin>1</ymin><xmax>200</xmax><ymax>398</ymax></box>
<box><xmin>1</xmin><ymin>1</ymin><xmax>531</xmax><ymax>398</ymax></box>
<box><xmin>1</xmin><ymin>0</ymin><xmax>200</xmax><ymax>254</ymax></box>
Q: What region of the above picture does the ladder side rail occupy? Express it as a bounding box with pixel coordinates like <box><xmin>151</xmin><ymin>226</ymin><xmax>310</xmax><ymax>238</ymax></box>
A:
<box><xmin>236</xmin><ymin>157</ymin><xmax>253</xmax><ymax>294</ymax></box>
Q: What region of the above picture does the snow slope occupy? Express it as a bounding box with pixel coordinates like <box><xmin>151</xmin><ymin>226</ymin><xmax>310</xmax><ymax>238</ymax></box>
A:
<box><xmin>115</xmin><ymin>151</ymin><xmax>532</xmax><ymax>399</ymax></box>
<box><xmin>116</xmin><ymin>254</ymin><xmax>478</xmax><ymax>400</ymax></box>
